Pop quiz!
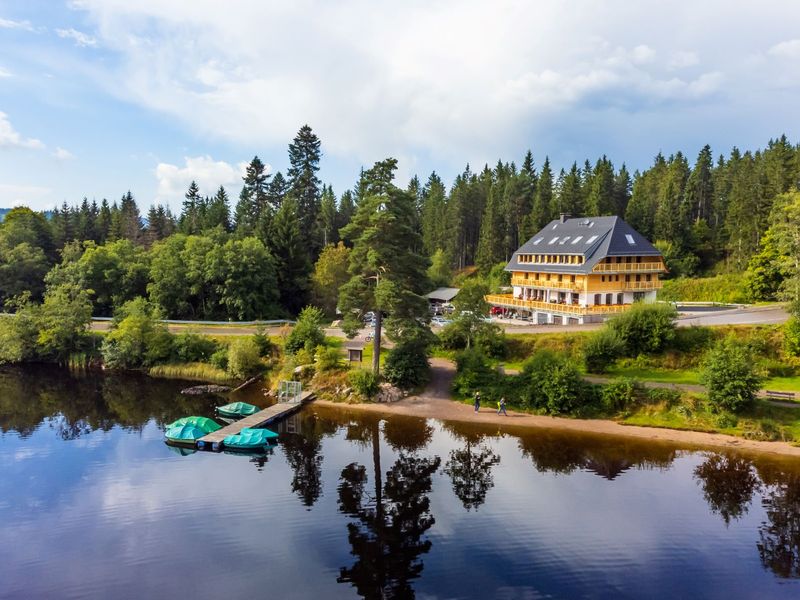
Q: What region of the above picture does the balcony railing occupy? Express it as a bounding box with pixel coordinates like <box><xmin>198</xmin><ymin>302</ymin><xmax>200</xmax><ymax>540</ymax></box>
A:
<box><xmin>511</xmin><ymin>276</ymin><xmax>582</xmax><ymax>291</ymax></box>
<box><xmin>592</xmin><ymin>261</ymin><xmax>666</xmax><ymax>273</ymax></box>
<box><xmin>485</xmin><ymin>294</ymin><xmax>630</xmax><ymax>315</ymax></box>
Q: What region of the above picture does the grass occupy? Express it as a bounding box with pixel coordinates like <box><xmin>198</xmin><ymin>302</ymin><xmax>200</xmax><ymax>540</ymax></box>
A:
<box><xmin>149</xmin><ymin>362</ymin><xmax>234</xmax><ymax>385</ymax></box>
<box><xmin>605</xmin><ymin>366</ymin><xmax>702</xmax><ymax>385</ymax></box>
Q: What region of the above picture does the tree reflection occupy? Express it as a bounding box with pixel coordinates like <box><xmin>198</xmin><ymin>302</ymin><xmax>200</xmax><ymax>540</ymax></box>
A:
<box><xmin>693</xmin><ymin>454</ymin><xmax>759</xmax><ymax>525</ymax></box>
<box><xmin>280</xmin><ymin>413</ymin><xmax>338</xmax><ymax>508</ymax></box>
<box><xmin>757</xmin><ymin>472</ymin><xmax>800</xmax><ymax>578</ymax></box>
<box><xmin>442</xmin><ymin>424</ymin><xmax>500</xmax><ymax>511</ymax></box>
<box><xmin>337</xmin><ymin>415</ymin><xmax>441</xmax><ymax>599</ymax></box>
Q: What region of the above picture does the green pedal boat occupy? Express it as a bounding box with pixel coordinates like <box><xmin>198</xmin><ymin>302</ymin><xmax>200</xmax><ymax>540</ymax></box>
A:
<box><xmin>164</xmin><ymin>423</ymin><xmax>207</xmax><ymax>445</ymax></box>
<box><xmin>223</xmin><ymin>428</ymin><xmax>279</xmax><ymax>451</ymax></box>
<box><xmin>216</xmin><ymin>402</ymin><xmax>259</xmax><ymax>419</ymax></box>
<box><xmin>166</xmin><ymin>416</ymin><xmax>221</xmax><ymax>434</ymax></box>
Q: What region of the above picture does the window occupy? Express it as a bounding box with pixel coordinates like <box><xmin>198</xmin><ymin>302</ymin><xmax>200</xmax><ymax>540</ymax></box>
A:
<box><xmin>625</xmin><ymin>234</ymin><xmax>636</xmax><ymax>245</ymax></box>
<box><xmin>571</xmin><ymin>236</ymin><xmax>583</xmax><ymax>244</ymax></box>
<box><xmin>585</xmin><ymin>235</ymin><xmax>598</xmax><ymax>244</ymax></box>
<box><xmin>552</xmin><ymin>223</ymin><xmax>558</xmax><ymax>229</ymax></box>
<box><xmin>548</xmin><ymin>237</ymin><xmax>559</xmax><ymax>245</ymax></box>
<box><xmin>532</xmin><ymin>237</ymin><xmax>543</xmax><ymax>245</ymax></box>
<box><xmin>558</xmin><ymin>236</ymin><xmax>571</xmax><ymax>244</ymax></box>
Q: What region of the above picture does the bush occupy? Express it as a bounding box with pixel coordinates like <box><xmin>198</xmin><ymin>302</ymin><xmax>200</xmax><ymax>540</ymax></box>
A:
<box><xmin>226</xmin><ymin>337</ymin><xmax>263</xmax><ymax>379</ymax></box>
<box><xmin>607</xmin><ymin>302</ymin><xmax>677</xmax><ymax>355</ymax></box>
<box><xmin>645</xmin><ymin>387</ymin><xmax>682</xmax><ymax>405</ymax></box>
<box><xmin>601</xmin><ymin>378</ymin><xmax>642</xmax><ymax>412</ymax></box>
<box><xmin>173</xmin><ymin>332</ymin><xmax>218</xmax><ymax>362</ymax></box>
<box><xmin>453</xmin><ymin>349</ymin><xmax>497</xmax><ymax>397</ymax></box>
<box><xmin>210</xmin><ymin>347</ymin><xmax>229</xmax><ymax>371</ymax></box>
<box><xmin>522</xmin><ymin>350</ymin><xmax>591</xmax><ymax>414</ymax></box>
<box><xmin>658</xmin><ymin>274</ymin><xmax>749</xmax><ymax>304</ymax></box>
<box><xmin>285</xmin><ymin>306</ymin><xmax>326</xmax><ymax>354</ymax></box>
<box><xmin>349</xmin><ymin>368</ymin><xmax>379</xmax><ymax>398</ymax></box>
<box><xmin>384</xmin><ymin>340</ymin><xmax>430</xmax><ymax>389</ymax></box>
<box><xmin>438</xmin><ymin>319</ymin><xmax>506</xmax><ymax>358</ymax></box>
<box><xmin>101</xmin><ymin>299</ymin><xmax>173</xmax><ymax>368</ymax></box>
<box><xmin>783</xmin><ymin>317</ymin><xmax>800</xmax><ymax>357</ymax></box>
<box><xmin>253</xmin><ymin>328</ymin><xmax>274</xmax><ymax>358</ymax></box>
<box><xmin>0</xmin><ymin>312</ymin><xmax>37</xmax><ymax>363</ymax></box>
<box><xmin>583</xmin><ymin>328</ymin><xmax>624</xmax><ymax>373</ymax></box>
<box><xmin>315</xmin><ymin>345</ymin><xmax>342</xmax><ymax>372</ymax></box>
<box><xmin>700</xmin><ymin>338</ymin><xmax>763</xmax><ymax>413</ymax></box>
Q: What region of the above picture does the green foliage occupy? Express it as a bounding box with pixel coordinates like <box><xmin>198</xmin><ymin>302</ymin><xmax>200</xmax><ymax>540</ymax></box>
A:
<box><xmin>487</xmin><ymin>262</ymin><xmax>511</xmax><ymax>292</ymax></box>
<box><xmin>657</xmin><ymin>274</ymin><xmax>749</xmax><ymax>304</ymax></box>
<box><xmin>427</xmin><ymin>249</ymin><xmax>453</xmax><ymax>288</ymax></box>
<box><xmin>452</xmin><ymin>349</ymin><xmax>497</xmax><ymax>397</ymax></box>
<box><xmin>34</xmin><ymin>283</ymin><xmax>93</xmax><ymax>362</ymax></box>
<box><xmin>312</xmin><ymin>242</ymin><xmax>351</xmax><ymax>315</ymax></box>
<box><xmin>783</xmin><ymin>317</ymin><xmax>800</xmax><ymax>357</ymax></box>
<box><xmin>519</xmin><ymin>350</ymin><xmax>593</xmax><ymax>414</ymax></box>
<box><xmin>601</xmin><ymin>378</ymin><xmax>643</xmax><ymax>412</ymax></box>
<box><xmin>210</xmin><ymin>347</ymin><xmax>229</xmax><ymax>371</ymax></box>
<box><xmin>607</xmin><ymin>302</ymin><xmax>677</xmax><ymax>355</ymax></box>
<box><xmin>383</xmin><ymin>340</ymin><xmax>430</xmax><ymax>389</ymax></box>
<box><xmin>348</xmin><ymin>368</ymin><xmax>379</xmax><ymax>398</ymax></box>
<box><xmin>286</xmin><ymin>305</ymin><xmax>326</xmax><ymax>354</ymax></box>
<box><xmin>172</xmin><ymin>332</ymin><xmax>218</xmax><ymax>363</ymax></box>
<box><xmin>226</xmin><ymin>337</ymin><xmax>263</xmax><ymax>379</ymax></box>
<box><xmin>0</xmin><ymin>312</ymin><xmax>37</xmax><ymax>363</ymax></box>
<box><xmin>314</xmin><ymin>345</ymin><xmax>342</xmax><ymax>372</ymax></box>
<box><xmin>438</xmin><ymin>317</ymin><xmax>506</xmax><ymax>358</ymax></box>
<box><xmin>101</xmin><ymin>299</ymin><xmax>173</xmax><ymax>369</ymax></box>
<box><xmin>253</xmin><ymin>327</ymin><xmax>274</xmax><ymax>358</ymax></box>
<box><xmin>583</xmin><ymin>328</ymin><xmax>624</xmax><ymax>373</ymax></box>
<box><xmin>701</xmin><ymin>338</ymin><xmax>763</xmax><ymax>413</ymax></box>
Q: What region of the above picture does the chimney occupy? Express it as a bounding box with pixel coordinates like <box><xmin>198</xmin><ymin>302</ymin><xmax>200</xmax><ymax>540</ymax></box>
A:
<box><xmin>560</xmin><ymin>213</ymin><xmax>570</xmax><ymax>223</ymax></box>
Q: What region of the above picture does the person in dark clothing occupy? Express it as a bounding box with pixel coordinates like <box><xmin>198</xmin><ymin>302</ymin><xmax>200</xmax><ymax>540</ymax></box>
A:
<box><xmin>497</xmin><ymin>397</ymin><xmax>507</xmax><ymax>416</ymax></box>
<box><xmin>474</xmin><ymin>391</ymin><xmax>481</xmax><ymax>413</ymax></box>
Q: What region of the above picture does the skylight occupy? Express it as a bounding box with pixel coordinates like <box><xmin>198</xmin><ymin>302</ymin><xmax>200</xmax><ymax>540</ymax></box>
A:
<box><xmin>585</xmin><ymin>235</ymin><xmax>598</xmax><ymax>244</ymax></box>
<box><xmin>552</xmin><ymin>224</ymin><xmax>558</xmax><ymax>229</ymax></box>
<box><xmin>548</xmin><ymin>237</ymin><xmax>559</xmax><ymax>245</ymax></box>
<box><xmin>532</xmin><ymin>237</ymin><xmax>543</xmax><ymax>245</ymax></box>
<box><xmin>571</xmin><ymin>236</ymin><xmax>583</xmax><ymax>244</ymax></box>
<box><xmin>558</xmin><ymin>236</ymin><xmax>571</xmax><ymax>244</ymax></box>
<box><xmin>625</xmin><ymin>234</ymin><xmax>636</xmax><ymax>245</ymax></box>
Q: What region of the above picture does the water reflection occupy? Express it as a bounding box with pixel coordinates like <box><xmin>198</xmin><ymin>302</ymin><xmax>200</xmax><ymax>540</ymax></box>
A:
<box><xmin>757</xmin><ymin>466</ymin><xmax>800</xmax><ymax>578</ymax></box>
<box><xmin>442</xmin><ymin>422</ymin><xmax>501</xmax><ymax>511</ymax></box>
<box><xmin>694</xmin><ymin>454</ymin><xmax>759</xmax><ymax>525</ymax></box>
<box><xmin>336</xmin><ymin>414</ymin><xmax>441</xmax><ymax>598</ymax></box>
<box><xmin>279</xmin><ymin>413</ymin><xmax>338</xmax><ymax>507</ymax></box>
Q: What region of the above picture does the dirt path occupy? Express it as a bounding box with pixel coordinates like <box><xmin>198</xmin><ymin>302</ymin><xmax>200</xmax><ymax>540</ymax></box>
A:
<box><xmin>314</xmin><ymin>358</ymin><xmax>800</xmax><ymax>457</ymax></box>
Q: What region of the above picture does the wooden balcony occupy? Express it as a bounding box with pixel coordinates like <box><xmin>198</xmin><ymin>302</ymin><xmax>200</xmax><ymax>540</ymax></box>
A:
<box><xmin>590</xmin><ymin>279</ymin><xmax>664</xmax><ymax>291</ymax></box>
<box><xmin>485</xmin><ymin>294</ymin><xmax>630</xmax><ymax>315</ymax></box>
<box><xmin>592</xmin><ymin>261</ymin><xmax>666</xmax><ymax>273</ymax></box>
<box><xmin>511</xmin><ymin>276</ymin><xmax>582</xmax><ymax>291</ymax></box>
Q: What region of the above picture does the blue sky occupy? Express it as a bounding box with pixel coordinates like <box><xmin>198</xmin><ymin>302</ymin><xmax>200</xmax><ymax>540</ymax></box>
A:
<box><xmin>1</xmin><ymin>0</ymin><xmax>799</xmax><ymax>212</ymax></box>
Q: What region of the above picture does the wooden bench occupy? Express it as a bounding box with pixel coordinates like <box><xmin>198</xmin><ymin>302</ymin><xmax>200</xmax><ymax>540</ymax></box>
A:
<box><xmin>765</xmin><ymin>390</ymin><xmax>797</xmax><ymax>402</ymax></box>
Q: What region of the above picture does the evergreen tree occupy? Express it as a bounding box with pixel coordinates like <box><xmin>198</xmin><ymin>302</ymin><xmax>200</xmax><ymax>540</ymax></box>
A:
<box><xmin>318</xmin><ymin>184</ymin><xmax>338</xmax><ymax>246</ymax></box>
<box><xmin>526</xmin><ymin>156</ymin><xmax>553</xmax><ymax>231</ymax></box>
<box><xmin>267</xmin><ymin>171</ymin><xmax>289</xmax><ymax>211</ymax></box>
<box><xmin>475</xmin><ymin>186</ymin><xmax>505</xmax><ymax>274</ymax></box>
<box><xmin>557</xmin><ymin>163</ymin><xmax>585</xmax><ymax>218</ymax></box>
<box><xmin>205</xmin><ymin>186</ymin><xmax>231</xmax><ymax>231</ymax></box>
<box><xmin>337</xmin><ymin>190</ymin><xmax>356</xmax><ymax>244</ymax></box>
<box><xmin>613</xmin><ymin>164</ymin><xmax>632</xmax><ymax>216</ymax></box>
<box><xmin>118</xmin><ymin>191</ymin><xmax>143</xmax><ymax>243</ymax></box>
<box><xmin>585</xmin><ymin>156</ymin><xmax>616</xmax><ymax>215</ymax></box>
<box><xmin>269</xmin><ymin>197</ymin><xmax>311</xmax><ymax>314</ymax></box>
<box><xmin>287</xmin><ymin>124</ymin><xmax>322</xmax><ymax>255</ymax></box>
<box><xmin>421</xmin><ymin>172</ymin><xmax>447</xmax><ymax>255</ymax></box>
<box><xmin>179</xmin><ymin>180</ymin><xmax>202</xmax><ymax>234</ymax></box>
<box><xmin>235</xmin><ymin>156</ymin><xmax>270</xmax><ymax>234</ymax></box>
<box><xmin>96</xmin><ymin>199</ymin><xmax>112</xmax><ymax>243</ymax></box>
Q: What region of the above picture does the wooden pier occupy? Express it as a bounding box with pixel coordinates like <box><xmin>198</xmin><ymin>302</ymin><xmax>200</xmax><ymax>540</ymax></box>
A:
<box><xmin>197</xmin><ymin>391</ymin><xmax>315</xmax><ymax>451</ymax></box>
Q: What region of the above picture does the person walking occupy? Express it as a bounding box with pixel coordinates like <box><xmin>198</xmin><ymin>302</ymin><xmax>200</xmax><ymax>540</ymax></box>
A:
<box><xmin>474</xmin><ymin>391</ymin><xmax>481</xmax><ymax>413</ymax></box>
<box><xmin>497</xmin><ymin>397</ymin><xmax>507</xmax><ymax>416</ymax></box>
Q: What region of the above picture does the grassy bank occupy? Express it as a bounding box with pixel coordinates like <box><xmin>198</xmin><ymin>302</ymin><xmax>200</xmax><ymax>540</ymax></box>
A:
<box><xmin>148</xmin><ymin>362</ymin><xmax>235</xmax><ymax>385</ymax></box>
<box><xmin>657</xmin><ymin>273</ymin><xmax>750</xmax><ymax>304</ymax></box>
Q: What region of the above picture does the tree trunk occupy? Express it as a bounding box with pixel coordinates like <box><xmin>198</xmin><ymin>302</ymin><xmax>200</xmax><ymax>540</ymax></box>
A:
<box><xmin>372</xmin><ymin>310</ymin><xmax>382</xmax><ymax>375</ymax></box>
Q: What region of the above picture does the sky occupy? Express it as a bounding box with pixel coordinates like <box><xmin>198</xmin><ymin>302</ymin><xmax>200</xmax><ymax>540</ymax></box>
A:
<box><xmin>0</xmin><ymin>0</ymin><xmax>799</xmax><ymax>212</ymax></box>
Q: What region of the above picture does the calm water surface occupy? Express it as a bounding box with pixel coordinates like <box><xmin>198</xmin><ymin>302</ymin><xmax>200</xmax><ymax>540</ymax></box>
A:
<box><xmin>1</xmin><ymin>366</ymin><xmax>800</xmax><ymax>599</ymax></box>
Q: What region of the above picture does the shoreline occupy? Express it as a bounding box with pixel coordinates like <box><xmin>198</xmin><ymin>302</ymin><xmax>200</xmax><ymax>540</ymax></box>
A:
<box><xmin>312</xmin><ymin>396</ymin><xmax>800</xmax><ymax>458</ymax></box>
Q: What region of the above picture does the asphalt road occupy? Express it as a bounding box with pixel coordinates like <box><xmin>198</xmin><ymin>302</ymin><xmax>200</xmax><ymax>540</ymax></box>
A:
<box><xmin>89</xmin><ymin>304</ymin><xmax>789</xmax><ymax>337</ymax></box>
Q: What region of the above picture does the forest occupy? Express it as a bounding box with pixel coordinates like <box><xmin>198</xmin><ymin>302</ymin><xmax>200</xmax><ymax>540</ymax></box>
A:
<box><xmin>0</xmin><ymin>125</ymin><xmax>799</xmax><ymax>322</ymax></box>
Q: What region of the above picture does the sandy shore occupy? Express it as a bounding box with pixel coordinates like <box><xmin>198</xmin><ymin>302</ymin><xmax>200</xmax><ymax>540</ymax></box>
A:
<box><xmin>312</xmin><ymin>358</ymin><xmax>800</xmax><ymax>458</ymax></box>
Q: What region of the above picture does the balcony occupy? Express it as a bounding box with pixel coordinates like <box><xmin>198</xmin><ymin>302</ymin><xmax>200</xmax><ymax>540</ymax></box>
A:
<box><xmin>511</xmin><ymin>276</ymin><xmax>582</xmax><ymax>291</ymax></box>
<box><xmin>590</xmin><ymin>279</ymin><xmax>664</xmax><ymax>291</ymax></box>
<box><xmin>592</xmin><ymin>261</ymin><xmax>666</xmax><ymax>273</ymax></box>
<box><xmin>485</xmin><ymin>294</ymin><xmax>630</xmax><ymax>315</ymax></box>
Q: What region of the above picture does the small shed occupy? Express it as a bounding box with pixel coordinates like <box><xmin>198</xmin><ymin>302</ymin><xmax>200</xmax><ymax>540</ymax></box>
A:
<box><xmin>425</xmin><ymin>287</ymin><xmax>460</xmax><ymax>311</ymax></box>
<box><xmin>345</xmin><ymin>342</ymin><xmax>365</xmax><ymax>363</ymax></box>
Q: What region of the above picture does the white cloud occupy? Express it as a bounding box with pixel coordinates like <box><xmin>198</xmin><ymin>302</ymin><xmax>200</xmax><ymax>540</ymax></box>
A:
<box><xmin>53</xmin><ymin>147</ymin><xmax>75</xmax><ymax>160</ymax></box>
<box><xmin>0</xmin><ymin>17</ymin><xmax>34</xmax><ymax>31</ymax></box>
<box><xmin>56</xmin><ymin>27</ymin><xmax>98</xmax><ymax>48</ymax></box>
<box><xmin>0</xmin><ymin>66</ymin><xmax>12</xmax><ymax>78</ymax></box>
<box><xmin>0</xmin><ymin>183</ymin><xmax>52</xmax><ymax>206</ymax></box>
<box><xmin>668</xmin><ymin>51</ymin><xmax>699</xmax><ymax>70</ymax></box>
<box><xmin>769</xmin><ymin>39</ymin><xmax>800</xmax><ymax>58</ymax></box>
<box><xmin>630</xmin><ymin>45</ymin><xmax>656</xmax><ymax>65</ymax></box>
<box><xmin>0</xmin><ymin>111</ymin><xmax>45</xmax><ymax>150</ymax></box>
<box><xmin>154</xmin><ymin>155</ymin><xmax>251</xmax><ymax>203</ymax></box>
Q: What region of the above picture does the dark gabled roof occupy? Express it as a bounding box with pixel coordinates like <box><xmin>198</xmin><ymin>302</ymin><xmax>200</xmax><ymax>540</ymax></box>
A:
<box><xmin>506</xmin><ymin>216</ymin><xmax>662</xmax><ymax>274</ymax></box>
<box><xmin>425</xmin><ymin>287</ymin><xmax>460</xmax><ymax>302</ymax></box>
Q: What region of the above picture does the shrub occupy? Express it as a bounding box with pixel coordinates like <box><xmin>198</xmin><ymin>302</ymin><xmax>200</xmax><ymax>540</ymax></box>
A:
<box><xmin>285</xmin><ymin>306</ymin><xmax>326</xmax><ymax>354</ymax></box>
<box><xmin>607</xmin><ymin>302</ymin><xmax>677</xmax><ymax>355</ymax></box>
<box><xmin>700</xmin><ymin>338</ymin><xmax>763</xmax><ymax>413</ymax></box>
<box><xmin>438</xmin><ymin>320</ymin><xmax>468</xmax><ymax>350</ymax></box>
<box><xmin>645</xmin><ymin>387</ymin><xmax>682</xmax><ymax>406</ymax></box>
<box><xmin>0</xmin><ymin>312</ymin><xmax>37</xmax><ymax>363</ymax></box>
<box><xmin>101</xmin><ymin>299</ymin><xmax>173</xmax><ymax>368</ymax></box>
<box><xmin>583</xmin><ymin>328</ymin><xmax>624</xmax><ymax>373</ymax></box>
<box><xmin>210</xmin><ymin>347</ymin><xmax>229</xmax><ymax>371</ymax></box>
<box><xmin>522</xmin><ymin>350</ymin><xmax>591</xmax><ymax>414</ymax></box>
<box><xmin>315</xmin><ymin>345</ymin><xmax>342</xmax><ymax>372</ymax></box>
<box><xmin>438</xmin><ymin>317</ymin><xmax>506</xmax><ymax>358</ymax></box>
<box><xmin>253</xmin><ymin>328</ymin><xmax>274</xmax><ymax>358</ymax></box>
<box><xmin>601</xmin><ymin>378</ymin><xmax>643</xmax><ymax>412</ymax></box>
<box><xmin>384</xmin><ymin>340</ymin><xmax>430</xmax><ymax>389</ymax></box>
<box><xmin>474</xmin><ymin>323</ymin><xmax>507</xmax><ymax>358</ymax></box>
<box><xmin>453</xmin><ymin>348</ymin><xmax>497</xmax><ymax>397</ymax></box>
<box><xmin>173</xmin><ymin>332</ymin><xmax>218</xmax><ymax>363</ymax></box>
<box><xmin>783</xmin><ymin>317</ymin><xmax>800</xmax><ymax>357</ymax></box>
<box><xmin>349</xmin><ymin>368</ymin><xmax>379</xmax><ymax>398</ymax></box>
<box><xmin>226</xmin><ymin>337</ymin><xmax>263</xmax><ymax>379</ymax></box>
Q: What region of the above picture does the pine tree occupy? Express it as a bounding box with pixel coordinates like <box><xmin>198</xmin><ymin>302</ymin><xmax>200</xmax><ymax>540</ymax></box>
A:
<box><xmin>179</xmin><ymin>180</ymin><xmax>201</xmax><ymax>234</ymax></box>
<box><xmin>236</xmin><ymin>156</ymin><xmax>270</xmax><ymax>234</ymax></box>
<box><xmin>318</xmin><ymin>184</ymin><xmax>338</xmax><ymax>246</ymax></box>
<box><xmin>613</xmin><ymin>164</ymin><xmax>632</xmax><ymax>216</ymax></box>
<box><xmin>337</xmin><ymin>190</ymin><xmax>356</xmax><ymax>243</ymax></box>
<box><xmin>557</xmin><ymin>163</ymin><xmax>585</xmax><ymax>218</ymax></box>
<box><xmin>118</xmin><ymin>191</ymin><xmax>143</xmax><ymax>243</ymax></box>
<box><xmin>269</xmin><ymin>197</ymin><xmax>311</xmax><ymax>314</ymax></box>
<box><xmin>421</xmin><ymin>172</ymin><xmax>447</xmax><ymax>255</ymax></box>
<box><xmin>526</xmin><ymin>157</ymin><xmax>553</xmax><ymax>231</ymax></box>
<box><xmin>96</xmin><ymin>199</ymin><xmax>112</xmax><ymax>243</ymax></box>
<box><xmin>585</xmin><ymin>156</ymin><xmax>616</xmax><ymax>215</ymax></box>
<box><xmin>475</xmin><ymin>186</ymin><xmax>505</xmax><ymax>274</ymax></box>
<box><xmin>684</xmin><ymin>145</ymin><xmax>714</xmax><ymax>224</ymax></box>
<box><xmin>206</xmin><ymin>186</ymin><xmax>231</xmax><ymax>231</ymax></box>
<box><xmin>287</xmin><ymin>124</ymin><xmax>322</xmax><ymax>255</ymax></box>
<box><xmin>267</xmin><ymin>171</ymin><xmax>289</xmax><ymax>211</ymax></box>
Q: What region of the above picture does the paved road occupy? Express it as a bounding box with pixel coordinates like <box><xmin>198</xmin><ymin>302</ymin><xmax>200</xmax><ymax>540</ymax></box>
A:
<box><xmin>90</xmin><ymin>304</ymin><xmax>789</xmax><ymax>337</ymax></box>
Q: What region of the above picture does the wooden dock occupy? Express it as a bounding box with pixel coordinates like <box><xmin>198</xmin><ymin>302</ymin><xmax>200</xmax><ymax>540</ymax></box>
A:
<box><xmin>197</xmin><ymin>391</ymin><xmax>315</xmax><ymax>451</ymax></box>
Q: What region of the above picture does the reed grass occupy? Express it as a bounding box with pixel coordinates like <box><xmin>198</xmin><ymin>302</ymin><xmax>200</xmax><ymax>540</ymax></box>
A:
<box><xmin>149</xmin><ymin>362</ymin><xmax>234</xmax><ymax>384</ymax></box>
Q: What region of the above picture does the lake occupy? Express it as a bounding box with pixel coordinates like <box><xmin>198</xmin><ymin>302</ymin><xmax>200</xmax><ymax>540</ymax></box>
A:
<box><xmin>1</xmin><ymin>366</ymin><xmax>799</xmax><ymax>599</ymax></box>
